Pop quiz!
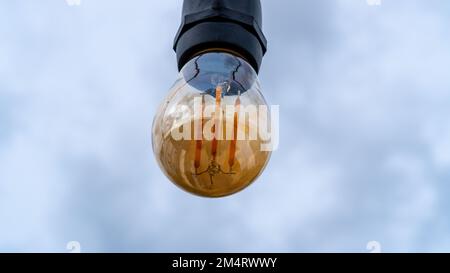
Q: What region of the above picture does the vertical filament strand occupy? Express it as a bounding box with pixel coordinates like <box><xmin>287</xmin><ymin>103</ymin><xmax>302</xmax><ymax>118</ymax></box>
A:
<box><xmin>211</xmin><ymin>86</ymin><xmax>222</xmax><ymax>160</ymax></box>
<box><xmin>194</xmin><ymin>95</ymin><xmax>205</xmax><ymax>170</ymax></box>
<box><xmin>228</xmin><ymin>92</ymin><xmax>240</xmax><ymax>169</ymax></box>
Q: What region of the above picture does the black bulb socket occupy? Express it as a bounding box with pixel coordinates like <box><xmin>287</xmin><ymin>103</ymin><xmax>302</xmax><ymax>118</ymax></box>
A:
<box><xmin>173</xmin><ymin>0</ymin><xmax>267</xmax><ymax>73</ymax></box>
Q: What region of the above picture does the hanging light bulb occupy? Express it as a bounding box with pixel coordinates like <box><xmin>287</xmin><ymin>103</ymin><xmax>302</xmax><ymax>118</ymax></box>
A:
<box><xmin>152</xmin><ymin>0</ymin><xmax>271</xmax><ymax>197</ymax></box>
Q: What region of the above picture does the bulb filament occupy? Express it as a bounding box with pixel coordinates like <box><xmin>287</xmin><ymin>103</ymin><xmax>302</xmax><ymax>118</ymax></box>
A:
<box><xmin>193</xmin><ymin>85</ymin><xmax>237</xmax><ymax>186</ymax></box>
<box><xmin>194</xmin><ymin>94</ymin><xmax>205</xmax><ymax>170</ymax></box>
<box><xmin>228</xmin><ymin>90</ymin><xmax>240</xmax><ymax>171</ymax></box>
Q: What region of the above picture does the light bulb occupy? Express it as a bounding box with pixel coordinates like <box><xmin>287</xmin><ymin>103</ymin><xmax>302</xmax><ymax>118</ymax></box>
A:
<box><xmin>152</xmin><ymin>52</ymin><xmax>271</xmax><ymax>197</ymax></box>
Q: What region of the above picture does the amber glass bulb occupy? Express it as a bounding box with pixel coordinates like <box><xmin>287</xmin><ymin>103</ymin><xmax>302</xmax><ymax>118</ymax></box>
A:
<box><xmin>152</xmin><ymin>52</ymin><xmax>271</xmax><ymax>197</ymax></box>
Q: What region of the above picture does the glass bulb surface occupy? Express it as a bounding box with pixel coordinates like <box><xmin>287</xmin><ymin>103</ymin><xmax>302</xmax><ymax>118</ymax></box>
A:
<box><xmin>152</xmin><ymin>52</ymin><xmax>271</xmax><ymax>197</ymax></box>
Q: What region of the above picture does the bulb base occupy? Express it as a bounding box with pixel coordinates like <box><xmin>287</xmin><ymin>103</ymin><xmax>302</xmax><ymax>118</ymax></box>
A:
<box><xmin>173</xmin><ymin>0</ymin><xmax>267</xmax><ymax>73</ymax></box>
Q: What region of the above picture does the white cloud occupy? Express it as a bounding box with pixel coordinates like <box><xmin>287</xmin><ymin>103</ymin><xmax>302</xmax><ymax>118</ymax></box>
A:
<box><xmin>0</xmin><ymin>0</ymin><xmax>450</xmax><ymax>252</ymax></box>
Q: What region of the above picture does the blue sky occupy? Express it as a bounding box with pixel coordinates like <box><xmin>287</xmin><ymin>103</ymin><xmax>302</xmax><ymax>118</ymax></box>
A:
<box><xmin>1</xmin><ymin>0</ymin><xmax>450</xmax><ymax>252</ymax></box>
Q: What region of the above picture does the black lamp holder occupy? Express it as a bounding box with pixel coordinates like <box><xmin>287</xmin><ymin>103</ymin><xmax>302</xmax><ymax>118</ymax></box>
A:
<box><xmin>173</xmin><ymin>0</ymin><xmax>267</xmax><ymax>73</ymax></box>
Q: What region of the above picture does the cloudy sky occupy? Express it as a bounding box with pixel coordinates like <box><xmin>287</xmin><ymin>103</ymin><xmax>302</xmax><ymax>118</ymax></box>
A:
<box><xmin>1</xmin><ymin>0</ymin><xmax>450</xmax><ymax>252</ymax></box>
